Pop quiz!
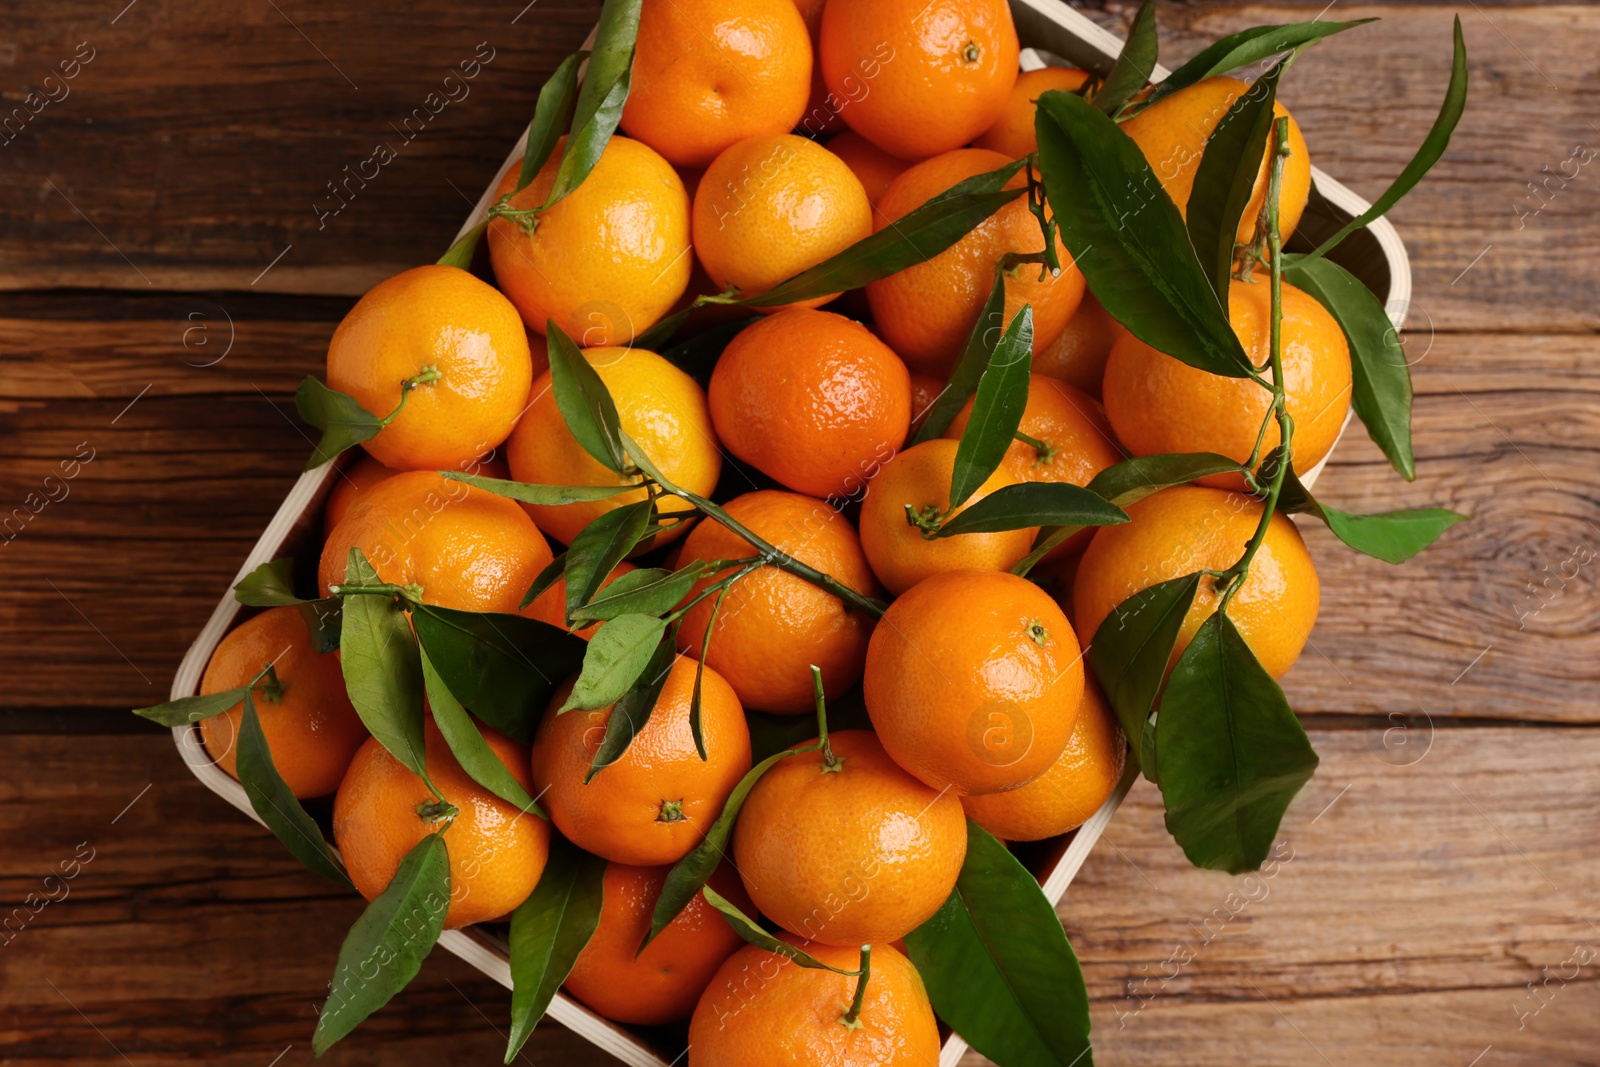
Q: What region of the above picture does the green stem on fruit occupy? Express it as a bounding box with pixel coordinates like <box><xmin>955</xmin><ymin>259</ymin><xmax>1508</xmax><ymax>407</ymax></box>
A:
<box><xmin>1217</xmin><ymin>117</ymin><xmax>1296</xmax><ymax>614</ymax></box>
<box><xmin>252</xmin><ymin>662</ymin><xmax>287</xmax><ymax>704</ymax></box>
<box><xmin>1015</xmin><ymin>429</ymin><xmax>1056</xmax><ymax>466</ymax></box>
<box><xmin>839</xmin><ymin>944</ymin><xmax>872</xmax><ymax>1028</ymax></box>
<box><xmin>375</xmin><ymin>366</ymin><xmax>442</xmax><ymax>431</ymax></box>
<box><xmin>811</xmin><ymin>666</ymin><xmax>841</xmax><ymax>773</ymax></box>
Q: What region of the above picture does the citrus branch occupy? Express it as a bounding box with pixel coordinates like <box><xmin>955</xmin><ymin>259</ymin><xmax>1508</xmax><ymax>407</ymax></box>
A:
<box><xmin>1218</xmin><ymin>116</ymin><xmax>1296</xmax><ymax>613</ymax></box>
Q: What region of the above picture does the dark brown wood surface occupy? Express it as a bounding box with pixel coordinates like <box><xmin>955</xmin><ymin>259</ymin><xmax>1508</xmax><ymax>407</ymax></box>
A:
<box><xmin>2</xmin><ymin>1</ymin><xmax>1597</xmax><ymax>1064</ymax></box>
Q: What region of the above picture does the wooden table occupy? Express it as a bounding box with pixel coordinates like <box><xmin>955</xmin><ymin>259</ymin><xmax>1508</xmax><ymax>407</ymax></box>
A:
<box><xmin>3</xmin><ymin>1</ymin><xmax>1596</xmax><ymax>1063</ymax></box>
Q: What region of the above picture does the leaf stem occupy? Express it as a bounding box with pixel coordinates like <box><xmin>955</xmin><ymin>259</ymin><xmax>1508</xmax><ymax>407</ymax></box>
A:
<box><xmin>840</xmin><ymin>944</ymin><xmax>872</xmax><ymax>1028</ymax></box>
<box><xmin>377</xmin><ymin>366</ymin><xmax>442</xmax><ymax>430</ymax></box>
<box><xmin>664</xmin><ymin>557</ymin><xmax>763</xmax><ymax>623</ymax></box>
<box><xmin>1219</xmin><ymin>117</ymin><xmax>1296</xmax><ymax>613</ymax></box>
<box><xmin>327</xmin><ymin>581</ymin><xmax>424</xmax><ymax>605</ymax></box>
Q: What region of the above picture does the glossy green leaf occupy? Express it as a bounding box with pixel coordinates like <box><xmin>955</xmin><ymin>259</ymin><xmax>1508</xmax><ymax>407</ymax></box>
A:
<box><xmin>687</xmin><ymin>582</ymin><xmax>732</xmax><ymax>762</ymax></box>
<box><xmin>560</xmin><ymin>612</ymin><xmax>667</xmax><ymax>713</ymax></box>
<box><xmin>701</xmin><ymin>886</ymin><xmax>855</xmax><ymax>974</ymax></box>
<box><xmin>436</xmin><ymin>221</ymin><xmax>486</xmax><ymax>270</ymax></box>
<box><xmin>295</xmin><ymin>377</ymin><xmax>383</xmax><ymax>470</ymax></box>
<box><xmin>505</xmin><ymin>837</ymin><xmax>606</xmax><ymax>1063</ymax></box>
<box><xmin>1034</xmin><ymin>90</ymin><xmax>1252</xmax><ymax>378</ymax></box>
<box><xmin>546</xmin><ymin>320</ymin><xmax>627</xmax><ymax>472</ymax></box>
<box><xmin>739</xmin><ymin>159</ymin><xmax>1027</xmax><ymax>309</ymax></box>
<box><xmin>338</xmin><ymin>549</ymin><xmax>429</xmax><ymax>782</ymax></box>
<box><xmin>521</xmin><ymin>551</ymin><xmax>568</xmax><ymax>610</ymax></box>
<box><xmin>1087</xmin><ymin>573</ymin><xmax>1203</xmax><ymax>781</ymax></box>
<box><xmin>936</xmin><ymin>481</ymin><xmax>1128</xmax><ymax>538</ymax></box>
<box><xmin>411</xmin><ymin>605</ymin><xmax>587</xmax><ymax>743</ymax></box>
<box><xmin>909</xmin><ymin>268</ymin><xmax>1008</xmax><ymax>445</ymax></box>
<box><xmin>133</xmin><ymin>686</ymin><xmax>249</xmax><ymax>727</ymax></box>
<box><xmin>1095</xmin><ymin>0</ymin><xmax>1158</xmax><ymax>115</ymax></box>
<box><xmin>1297</xmin><ymin>18</ymin><xmax>1468</xmax><ymax>266</ymax></box>
<box><xmin>440</xmin><ymin>471</ymin><xmax>637</xmax><ymax>505</ymax></box>
<box><xmin>585</xmin><ymin>634</ymin><xmax>675</xmax><ymax>783</ymax></box>
<box><xmin>518</xmin><ymin>50</ymin><xmax>586</xmax><ymax>191</ymax></box>
<box><xmin>1013</xmin><ymin>453</ymin><xmax>1241</xmax><ymax>575</ymax></box>
<box><xmin>904</xmin><ymin>821</ymin><xmax>1092</xmax><ymax>1067</ymax></box>
<box><xmin>313</xmin><ymin>834</ymin><xmax>449</xmax><ymax>1054</ymax></box>
<box><xmin>1156</xmin><ymin>612</ymin><xmax>1318</xmax><ymax>873</ymax></box>
<box><xmin>564</xmin><ymin>500</ymin><xmax>652</xmax><ymax>624</ymax></box>
<box><xmin>233</xmin><ymin>557</ymin><xmax>304</xmax><ymax>605</ymax></box>
<box><xmin>643</xmin><ymin>742</ymin><xmax>812</xmax><ymax>952</ymax></box>
<box><xmin>949</xmin><ymin>307</ymin><xmax>1034</xmax><ymax>509</ymax></box>
<box><xmin>542</xmin><ymin>0</ymin><xmax>642</xmax><ymax>209</ymax></box>
<box><xmin>236</xmin><ymin>689</ymin><xmax>353</xmax><ymax>886</ymax></box>
<box><xmin>1186</xmin><ymin>60</ymin><xmax>1284</xmax><ymax>299</ymax></box>
<box><xmin>1150</xmin><ymin>18</ymin><xmax>1376</xmax><ymax>102</ymax></box>
<box><xmin>1275</xmin><ymin>458</ymin><xmax>1466</xmax><ymax>564</ymax></box>
<box><xmin>419</xmin><ymin>644</ymin><xmax>542</xmax><ymax>815</ymax></box>
<box><xmin>1283</xmin><ymin>254</ymin><xmax>1414</xmax><ymax>479</ymax></box>
<box><xmin>1088</xmin><ymin>451</ymin><xmax>1244</xmax><ymax>506</ymax></box>
<box><xmin>570</xmin><ymin>561</ymin><xmax>707</xmax><ymax>623</ymax></box>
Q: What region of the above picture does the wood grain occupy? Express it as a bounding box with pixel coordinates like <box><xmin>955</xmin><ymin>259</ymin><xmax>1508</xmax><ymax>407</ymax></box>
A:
<box><xmin>2</xmin><ymin>728</ymin><xmax>1593</xmax><ymax>1066</ymax></box>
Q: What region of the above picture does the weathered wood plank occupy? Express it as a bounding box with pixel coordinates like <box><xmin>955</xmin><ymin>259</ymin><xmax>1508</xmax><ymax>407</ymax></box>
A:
<box><xmin>2</xmin><ymin>2</ymin><xmax>1597</xmax><ymax>336</ymax></box>
<box><xmin>2</xmin><ymin>728</ymin><xmax>1594</xmax><ymax>1066</ymax></box>
<box><xmin>0</xmin><ymin>0</ymin><xmax>601</xmax><ymax>294</ymax></box>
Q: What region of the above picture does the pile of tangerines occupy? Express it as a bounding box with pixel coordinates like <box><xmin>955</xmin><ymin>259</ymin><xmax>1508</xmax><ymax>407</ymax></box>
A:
<box><xmin>142</xmin><ymin>0</ymin><xmax>1467</xmax><ymax>1062</ymax></box>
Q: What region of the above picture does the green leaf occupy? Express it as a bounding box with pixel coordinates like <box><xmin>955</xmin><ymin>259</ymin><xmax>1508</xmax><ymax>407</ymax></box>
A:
<box><xmin>1095</xmin><ymin>0</ymin><xmax>1158</xmax><ymax>115</ymax></box>
<box><xmin>313</xmin><ymin>834</ymin><xmax>450</xmax><ymax>1054</ymax></box>
<box><xmin>948</xmin><ymin>306</ymin><xmax>1034</xmax><ymax>509</ymax></box>
<box><xmin>521</xmin><ymin>551</ymin><xmax>568</xmax><ymax>610</ymax></box>
<box><xmin>440</xmin><ymin>471</ymin><xmax>637</xmax><ymax>506</ymax></box>
<box><xmin>133</xmin><ymin>685</ymin><xmax>249</xmax><ymax>727</ymax></box>
<box><xmin>299</xmin><ymin>599</ymin><xmax>343</xmax><ymax>653</ymax></box>
<box><xmin>1088</xmin><ymin>451</ymin><xmax>1244</xmax><ymax>507</ymax></box>
<box><xmin>411</xmin><ymin>605</ymin><xmax>587</xmax><ymax>742</ymax></box>
<box><xmin>1186</xmin><ymin>60</ymin><xmax>1285</xmax><ymax>299</ymax></box>
<box><xmin>437</xmin><ymin>221</ymin><xmax>486</xmax><ymax>269</ymax></box>
<box><xmin>643</xmin><ymin>743</ymin><xmax>811</xmax><ymax>952</ymax></box>
<box><xmin>1150</xmin><ymin>18</ymin><xmax>1376</xmax><ymax>102</ymax></box>
<box><xmin>904</xmin><ymin>821</ymin><xmax>1092</xmax><ymax>1067</ymax></box>
<box><xmin>563</xmin><ymin>501</ymin><xmax>652</xmax><ymax>624</ymax></box>
<box><xmin>1013</xmin><ymin>452</ymin><xmax>1240</xmax><ymax>575</ymax></box>
<box><xmin>543</xmin><ymin>0</ymin><xmax>642</xmax><ymax>210</ymax></box>
<box><xmin>1156</xmin><ymin>612</ymin><xmax>1319</xmax><ymax>873</ymax></box>
<box><xmin>701</xmin><ymin>886</ymin><xmax>856</xmax><ymax>974</ymax></box>
<box><xmin>338</xmin><ymin>549</ymin><xmax>429</xmax><ymax>783</ymax></box>
<box><xmin>518</xmin><ymin>50</ymin><xmax>586</xmax><ymax>191</ymax></box>
<box><xmin>505</xmin><ymin>837</ymin><xmax>606</xmax><ymax>1063</ymax></box>
<box><xmin>419</xmin><ymin>644</ymin><xmax>543</xmax><ymax>815</ymax></box>
<box><xmin>236</xmin><ymin>690</ymin><xmax>353</xmax><ymax>886</ymax></box>
<box><xmin>909</xmin><ymin>268</ymin><xmax>1009</xmax><ymax>445</ymax></box>
<box><xmin>1087</xmin><ymin>573</ymin><xmax>1203</xmax><ymax>781</ymax></box>
<box><xmin>1296</xmin><ymin>17</ymin><xmax>1468</xmax><ymax>266</ymax></box>
<box><xmin>233</xmin><ymin>557</ymin><xmax>304</xmax><ymax>606</ymax></box>
<box><xmin>294</xmin><ymin>377</ymin><xmax>384</xmax><ymax>470</ymax></box>
<box><xmin>688</xmin><ymin>583</ymin><xmax>733</xmax><ymax>762</ymax></box>
<box><xmin>1034</xmin><ymin>90</ymin><xmax>1252</xmax><ymax>379</ymax></box>
<box><xmin>570</xmin><ymin>561</ymin><xmax>707</xmax><ymax>623</ymax></box>
<box><xmin>231</xmin><ymin>559</ymin><xmax>342</xmax><ymax>650</ymax></box>
<box><xmin>561</xmin><ymin>612</ymin><xmax>668</xmax><ymax>713</ymax></box>
<box><xmin>1275</xmin><ymin>458</ymin><xmax>1466</xmax><ymax>564</ymax></box>
<box><xmin>546</xmin><ymin>320</ymin><xmax>627</xmax><ymax>472</ymax></box>
<box><xmin>740</xmin><ymin>159</ymin><xmax>1027</xmax><ymax>309</ymax></box>
<box><xmin>1283</xmin><ymin>254</ymin><xmax>1414</xmax><ymax>479</ymax></box>
<box><xmin>936</xmin><ymin>481</ymin><xmax>1128</xmax><ymax>538</ymax></box>
<box><xmin>585</xmin><ymin>635</ymin><xmax>675</xmax><ymax>783</ymax></box>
